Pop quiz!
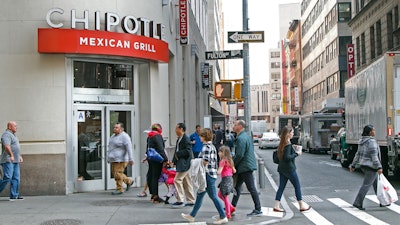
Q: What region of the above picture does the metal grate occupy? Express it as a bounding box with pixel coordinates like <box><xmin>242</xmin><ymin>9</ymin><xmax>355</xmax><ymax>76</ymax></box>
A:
<box><xmin>289</xmin><ymin>195</ymin><xmax>323</xmax><ymax>203</ymax></box>
<box><xmin>41</xmin><ymin>219</ymin><xmax>82</xmax><ymax>225</ymax></box>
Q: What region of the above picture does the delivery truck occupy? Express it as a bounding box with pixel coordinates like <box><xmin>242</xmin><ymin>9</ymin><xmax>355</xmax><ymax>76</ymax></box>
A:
<box><xmin>298</xmin><ymin>112</ymin><xmax>343</xmax><ymax>153</ymax></box>
<box><xmin>275</xmin><ymin>115</ymin><xmax>300</xmax><ymax>144</ymax></box>
<box><xmin>343</xmin><ymin>52</ymin><xmax>400</xmax><ymax>177</ymax></box>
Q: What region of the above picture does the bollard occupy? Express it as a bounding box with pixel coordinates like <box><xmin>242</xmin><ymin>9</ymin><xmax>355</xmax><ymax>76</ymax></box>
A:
<box><xmin>258</xmin><ymin>158</ymin><xmax>265</xmax><ymax>189</ymax></box>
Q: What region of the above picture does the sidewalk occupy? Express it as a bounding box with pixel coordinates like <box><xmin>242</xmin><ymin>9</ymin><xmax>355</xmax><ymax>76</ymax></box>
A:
<box><xmin>0</xmin><ymin>169</ymin><xmax>289</xmax><ymax>225</ymax></box>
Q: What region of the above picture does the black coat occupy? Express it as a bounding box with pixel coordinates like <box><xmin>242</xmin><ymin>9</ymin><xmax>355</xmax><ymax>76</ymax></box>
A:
<box><xmin>172</xmin><ymin>134</ymin><xmax>193</xmax><ymax>172</ymax></box>
<box><xmin>277</xmin><ymin>144</ymin><xmax>298</xmax><ymax>173</ymax></box>
<box><xmin>147</xmin><ymin>134</ymin><xmax>168</xmax><ymax>162</ymax></box>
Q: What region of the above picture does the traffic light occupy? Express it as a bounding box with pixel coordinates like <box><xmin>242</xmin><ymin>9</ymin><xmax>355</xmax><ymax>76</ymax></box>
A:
<box><xmin>233</xmin><ymin>83</ymin><xmax>242</xmax><ymax>99</ymax></box>
<box><xmin>214</xmin><ymin>81</ymin><xmax>232</xmax><ymax>99</ymax></box>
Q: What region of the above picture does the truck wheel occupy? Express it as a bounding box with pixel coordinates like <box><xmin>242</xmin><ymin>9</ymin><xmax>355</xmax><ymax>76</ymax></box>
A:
<box><xmin>339</xmin><ymin>150</ymin><xmax>348</xmax><ymax>168</ymax></box>
<box><xmin>341</xmin><ymin>160</ymin><xmax>349</xmax><ymax>168</ymax></box>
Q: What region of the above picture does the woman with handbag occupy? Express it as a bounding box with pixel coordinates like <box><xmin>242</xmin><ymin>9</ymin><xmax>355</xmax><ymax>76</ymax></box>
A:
<box><xmin>350</xmin><ymin>125</ymin><xmax>386</xmax><ymax>210</ymax></box>
<box><xmin>146</xmin><ymin>123</ymin><xmax>168</xmax><ymax>203</ymax></box>
<box><xmin>273</xmin><ymin>125</ymin><xmax>310</xmax><ymax>213</ymax></box>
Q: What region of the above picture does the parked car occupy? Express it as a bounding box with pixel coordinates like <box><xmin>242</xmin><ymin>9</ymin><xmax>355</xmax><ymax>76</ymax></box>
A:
<box><xmin>259</xmin><ymin>132</ymin><xmax>280</xmax><ymax>149</ymax></box>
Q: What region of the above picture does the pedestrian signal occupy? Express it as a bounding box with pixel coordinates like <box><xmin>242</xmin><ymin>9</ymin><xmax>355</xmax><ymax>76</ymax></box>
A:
<box><xmin>214</xmin><ymin>81</ymin><xmax>232</xmax><ymax>99</ymax></box>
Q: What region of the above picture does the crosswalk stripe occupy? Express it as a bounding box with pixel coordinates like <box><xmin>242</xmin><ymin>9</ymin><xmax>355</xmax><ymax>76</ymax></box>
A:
<box><xmin>365</xmin><ymin>195</ymin><xmax>400</xmax><ymax>214</ymax></box>
<box><xmin>291</xmin><ymin>202</ymin><xmax>334</xmax><ymax>225</ymax></box>
<box><xmin>327</xmin><ymin>198</ymin><xmax>390</xmax><ymax>225</ymax></box>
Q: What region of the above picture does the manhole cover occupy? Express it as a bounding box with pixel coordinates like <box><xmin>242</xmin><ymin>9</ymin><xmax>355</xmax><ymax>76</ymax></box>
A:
<box><xmin>289</xmin><ymin>195</ymin><xmax>323</xmax><ymax>203</ymax></box>
<box><xmin>91</xmin><ymin>199</ymin><xmax>139</xmax><ymax>206</ymax></box>
<box><xmin>41</xmin><ymin>219</ymin><xmax>82</xmax><ymax>225</ymax></box>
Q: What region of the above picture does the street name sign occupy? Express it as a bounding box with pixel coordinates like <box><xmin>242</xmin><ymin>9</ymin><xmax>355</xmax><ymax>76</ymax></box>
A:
<box><xmin>228</xmin><ymin>31</ymin><xmax>264</xmax><ymax>43</ymax></box>
<box><xmin>205</xmin><ymin>50</ymin><xmax>243</xmax><ymax>60</ymax></box>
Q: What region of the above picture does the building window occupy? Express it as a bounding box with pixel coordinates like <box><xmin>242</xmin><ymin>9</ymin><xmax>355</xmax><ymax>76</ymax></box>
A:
<box><xmin>271</xmin><ymin>93</ymin><xmax>281</xmax><ymax>100</ymax></box>
<box><xmin>271</xmin><ymin>73</ymin><xmax>280</xmax><ymax>80</ymax></box>
<box><xmin>370</xmin><ymin>26</ymin><xmax>375</xmax><ymax>60</ymax></box>
<box><xmin>356</xmin><ymin>37</ymin><xmax>361</xmax><ymax>67</ymax></box>
<box><xmin>361</xmin><ymin>33</ymin><xmax>366</xmax><ymax>65</ymax></box>
<box><xmin>376</xmin><ymin>20</ymin><xmax>382</xmax><ymax>56</ymax></box>
<box><xmin>339</xmin><ymin>36</ymin><xmax>352</xmax><ymax>56</ymax></box>
<box><xmin>338</xmin><ymin>3</ymin><xmax>351</xmax><ymax>22</ymax></box>
<box><xmin>388</xmin><ymin>12</ymin><xmax>394</xmax><ymax>50</ymax></box>
<box><xmin>395</xmin><ymin>6</ymin><xmax>399</xmax><ymax>29</ymax></box>
<box><xmin>270</xmin><ymin>52</ymin><xmax>280</xmax><ymax>58</ymax></box>
<box><xmin>271</xmin><ymin>62</ymin><xmax>280</xmax><ymax>69</ymax></box>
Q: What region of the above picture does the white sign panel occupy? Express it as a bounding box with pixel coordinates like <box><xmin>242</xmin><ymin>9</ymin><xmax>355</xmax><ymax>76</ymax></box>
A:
<box><xmin>77</xmin><ymin>111</ymin><xmax>85</xmax><ymax>122</ymax></box>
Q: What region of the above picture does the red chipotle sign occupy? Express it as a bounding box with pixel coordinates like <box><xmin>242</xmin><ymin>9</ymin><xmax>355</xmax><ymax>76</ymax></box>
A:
<box><xmin>38</xmin><ymin>28</ymin><xmax>169</xmax><ymax>63</ymax></box>
<box><xmin>38</xmin><ymin>8</ymin><xmax>169</xmax><ymax>63</ymax></box>
<box><xmin>179</xmin><ymin>0</ymin><xmax>188</xmax><ymax>45</ymax></box>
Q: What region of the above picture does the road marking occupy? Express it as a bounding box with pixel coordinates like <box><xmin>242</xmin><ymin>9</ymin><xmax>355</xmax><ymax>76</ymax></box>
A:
<box><xmin>139</xmin><ymin>223</ymin><xmax>206</xmax><ymax>225</ymax></box>
<box><xmin>291</xmin><ymin>202</ymin><xmax>334</xmax><ymax>225</ymax></box>
<box><xmin>328</xmin><ymin>198</ymin><xmax>390</xmax><ymax>225</ymax></box>
<box><xmin>366</xmin><ymin>195</ymin><xmax>400</xmax><ymax>214</ymax></box>
<box><xmin>261</xmin><ymin>207</ymin><xmax>284</xmax><ymax>218</ymax></box>
<box><xmin>319</xmin><ymin>161</ymin><xmax>341</xmax><ymax>168</ymax></box>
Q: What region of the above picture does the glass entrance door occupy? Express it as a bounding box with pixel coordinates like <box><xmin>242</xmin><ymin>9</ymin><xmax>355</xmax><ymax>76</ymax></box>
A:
<box><xmin>73</xmin><ymin>104</ymin><xmax>135</xmax><ymax>192</ymax></box>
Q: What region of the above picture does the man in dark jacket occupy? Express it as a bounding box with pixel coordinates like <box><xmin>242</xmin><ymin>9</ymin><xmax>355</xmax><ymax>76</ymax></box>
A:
<box><xmin>213</xmin><ymin>123</ymin><xmax>225</xmax><ymax>151</ymax></box>
<box><xmin>171</xmin><ymin>123</ymin><xmax>195</xmax><ymax>207</ymax></box>
<box><xmin>231</xmin><ymin>120</ymin><xmax>262</xmax><ymax>216</ymax></box>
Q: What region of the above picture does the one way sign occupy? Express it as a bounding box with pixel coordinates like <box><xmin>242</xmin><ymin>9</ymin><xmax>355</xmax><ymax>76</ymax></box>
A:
<box><xmin>228</xmin><ymin>31</ymin><xmax>264</xmax><ymax>43</ymax></box>
<box><xmin>205</xmin><ymin>50</ymin><xmax>243</xmax><ymax>60</ymax></box>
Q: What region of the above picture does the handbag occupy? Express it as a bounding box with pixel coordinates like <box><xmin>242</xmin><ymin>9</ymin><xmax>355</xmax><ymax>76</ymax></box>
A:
<box><xmin>147</xmin><ymin>148</ymin><xmax>164</xmax><ymax>163</ymax></box>
<box><xmin>377</xmin><ymin>174</ymin><xmax>398</xmax><ymax>205</ymax></box>
<box><xmin>273</xmin><ymin>150</ymin><xmax>279</xmax><ymax>164</ymax></box>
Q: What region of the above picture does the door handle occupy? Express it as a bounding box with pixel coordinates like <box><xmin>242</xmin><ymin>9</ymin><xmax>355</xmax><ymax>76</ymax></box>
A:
<box><xmin>98</xmin><ymin>145</ymin><xmax>102</xmax><ymax>159</ymax></box>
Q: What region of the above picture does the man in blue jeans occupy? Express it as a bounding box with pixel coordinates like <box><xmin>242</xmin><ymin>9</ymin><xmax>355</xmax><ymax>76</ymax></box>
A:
<box><xmin>0</xmin><ymin>121</ymin><xmax>24</xmax><ymax>201</ymax></box>
<box><xmin>231</xmin><ymin>120</ymin><xmax>262</xmax><ymax>216</ymax></box>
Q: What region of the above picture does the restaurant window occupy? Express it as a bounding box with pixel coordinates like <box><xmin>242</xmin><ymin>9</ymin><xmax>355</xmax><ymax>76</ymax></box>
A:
<box><xmin>73</xmin><ymin>61</ymin><xmax>134</xmax><ymax>103</ymax></box>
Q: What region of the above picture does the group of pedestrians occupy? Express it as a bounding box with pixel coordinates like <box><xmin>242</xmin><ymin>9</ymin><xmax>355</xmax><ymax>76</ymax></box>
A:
<box><xmin>0</xmin><ymin>119</ymin><xmax>388</xmax><ymax>224</ymax></box>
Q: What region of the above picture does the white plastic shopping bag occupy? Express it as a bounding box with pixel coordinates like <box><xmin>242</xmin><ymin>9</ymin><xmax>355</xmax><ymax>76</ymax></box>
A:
<box><xmin>377</xmin><ymin>174</ymin><xmax>398</xmax><ymax>205</ymax></box>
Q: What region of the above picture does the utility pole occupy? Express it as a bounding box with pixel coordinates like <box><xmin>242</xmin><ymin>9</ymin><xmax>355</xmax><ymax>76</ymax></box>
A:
<box><xmin>243</xmin><ymin>0</ymin><xmax>251</xmax><ymax>132</ymax></box>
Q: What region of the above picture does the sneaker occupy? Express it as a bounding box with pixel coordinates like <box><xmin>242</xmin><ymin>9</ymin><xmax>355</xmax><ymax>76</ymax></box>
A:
<box><xmin>126</xmin><ymin>180</ymin><xmax>134</xmax><ymax>191</ymax></box>
<box><xmin>247</xmin><ymin>209</ymin><xmax>262</xmax><ymax>216</ymax></box>
<box><xmin>230</xmin><ymin>206</ymin><xmax>236</xmax><ymax>215</ymax></box>
<box><xmin>171</xmin><ymin>202</ymin><xmax>184</xmax><ymax>208</ymax></box>
<box><xmin>111</xmin><ymin>190</ymin><xmax>123</xmax><ymax>195</ymax></box>
<box><xmin>9</xmin><ymin>196</ymin><xmax>24</xmax><ymax>201</ymax></box>
<box><xmin>184</xmin><ymin>203</ymin><xmax>195</xmax><ymax>207</ymax></box>
<box><xmin>213</xmin><ymin>217</ymin><xmax>228</xmax><ymax>224</ymax></box>
<box><xmin>181</xmin><ymin>213</ymin><xmax>195</xmax><ymax>222</ymax></box>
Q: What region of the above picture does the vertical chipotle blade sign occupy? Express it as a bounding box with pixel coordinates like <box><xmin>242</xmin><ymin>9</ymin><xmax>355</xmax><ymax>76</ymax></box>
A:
<box><xmin>179</xmin><ymin>0</ymin><xmax>188</xmax><ymax>45</ymax></box>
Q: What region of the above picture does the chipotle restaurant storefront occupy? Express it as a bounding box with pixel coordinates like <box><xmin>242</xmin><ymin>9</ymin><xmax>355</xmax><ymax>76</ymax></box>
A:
<box><xmin>0</xmin><ymin>1</ymin><xmax>181</xmax><ymax>195</ymax></box>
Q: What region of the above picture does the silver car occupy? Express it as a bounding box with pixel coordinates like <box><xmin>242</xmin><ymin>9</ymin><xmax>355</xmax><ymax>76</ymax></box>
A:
<box><xmin>259</xmin><ymin>132</ymin><xmax>280</xmax><ymax>149</ymax></box>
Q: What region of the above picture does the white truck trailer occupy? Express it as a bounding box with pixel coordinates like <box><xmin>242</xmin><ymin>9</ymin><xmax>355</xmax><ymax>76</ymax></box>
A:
<box><xmin>344</xmin><ymin>52</ymin><xmax>400</xmax><ymax>177</ymax></box>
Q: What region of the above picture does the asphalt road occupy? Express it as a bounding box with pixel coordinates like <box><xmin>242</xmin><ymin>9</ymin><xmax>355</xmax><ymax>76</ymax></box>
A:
<box><xmin>256</xmin><ymin>145</ymin><xmax>400</xmax><ymax>225</ymax></box>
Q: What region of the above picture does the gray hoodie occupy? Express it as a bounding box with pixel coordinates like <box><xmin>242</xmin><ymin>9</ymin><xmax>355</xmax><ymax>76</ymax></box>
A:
<box><xmin>351</xmin><ymin>136</ymin><xmax>382</xmax><ymax>170</ymax></box>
